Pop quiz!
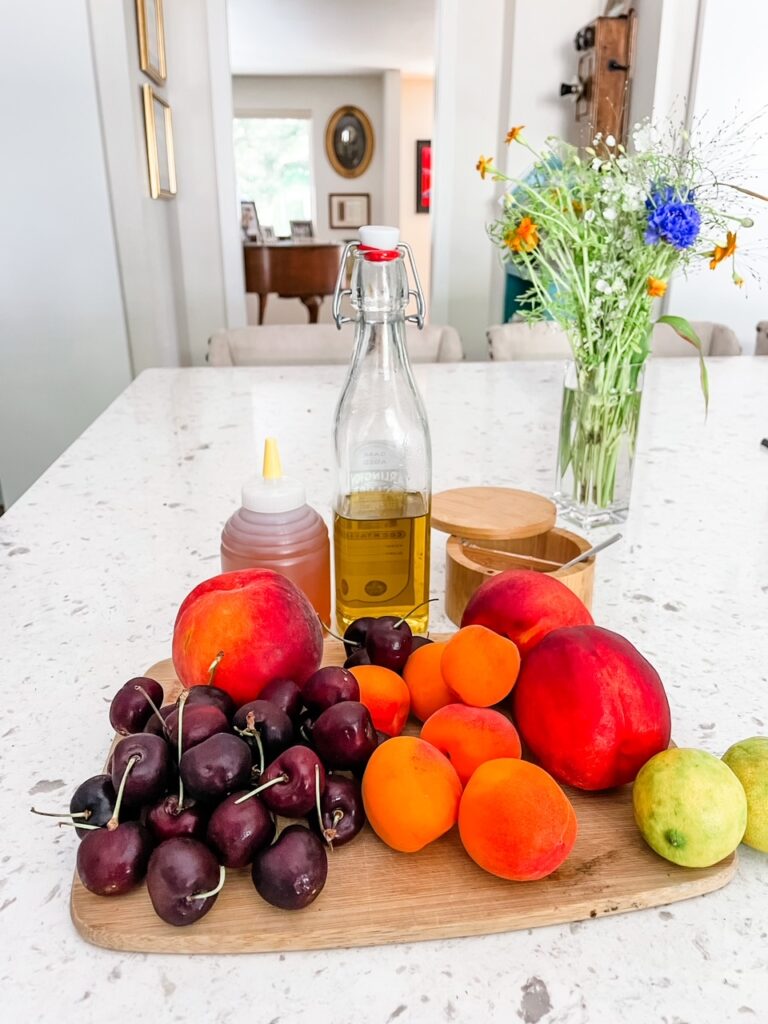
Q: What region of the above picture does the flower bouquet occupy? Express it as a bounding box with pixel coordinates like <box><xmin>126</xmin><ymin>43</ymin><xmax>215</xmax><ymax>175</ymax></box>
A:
<box><xmin>478</xmin><ymin>122</ymin><xmax>763</xmax><ymax>525</ymax></box>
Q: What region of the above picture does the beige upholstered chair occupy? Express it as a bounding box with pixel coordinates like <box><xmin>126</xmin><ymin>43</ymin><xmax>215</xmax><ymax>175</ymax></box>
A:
<box><xmin>208</xmin><ymin>324</ymin><xmax>464</xmax><ymax>366</ymax></box>
<box><xmin>756</xmin><ymin>321</ymin><xmax>768</xmax><ymax>355</ymax></box>
<box><xmin>487</xmin><ymin>320</ymin><xmax>742</xmax><ymax>360</ymax></box>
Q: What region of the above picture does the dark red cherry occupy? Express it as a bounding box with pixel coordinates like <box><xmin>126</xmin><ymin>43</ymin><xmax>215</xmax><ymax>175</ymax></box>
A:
<box><xmin>310</xmin><ymin>774</ymin><xmax>366</xmax><ymax>847</ymax></box>
<box><xmin>69</xmin><ymin>774</ymin><xmax>116</xmax><ymax>839</ymax></box>
<box><xmin>110</xmin><ymin>734</ymin><xmax>171</xmax><ymax>809</ymax></box>
<box><xmin>232</xmin><ymin>700</ymin><xmax>293</xmax><ymax>764</ymax></box>
<box><xmin>206</xmin><ymin>792</ymin><xmax>275</xmax><ymax>868</ymax></box>
<box><xmin>258</xmin><ymin>678</ymin><xmax>303</xmax><ymax>720</ymax></box>
<box><xmin>252</xmin><ymin>825</ymin><xmax>327</xmax><ymax>910</ymax></box>
<box><xmin>146</xmin><ymin>795</ymin><xmax>208</xmax><ymax>843</ymax></box>
<box><xmin>344</xmin><ymin>648</ymin><xmax>371</xmax><ymax>669</ymax></box>
<box><xmin>144</xmin><ymin>703</ymin><xmax>175</xmax><ymax>738</ymax></box>
<box><xmin>312</xmin><ymin>701</ymin><xmax>377</xmax><ymax>770</ymax></box>
<box><xmin>183</xmin><ymin>683</ymin><xmax>236</xmax><ymax>721</ymax></box>
<box><xmin>166</xmin><ymin>704</ymin><xmax>229</xmax><ymax>751</ymax></box>
<box><xmin>302</xmin><ymin>666</ymin><xmax>359</xmax><ymax>715</ymax></box>
<box><xmin>259</xmin><ymin>746</ymin><xmax>325</xmax><ymax>818</ymax></box>
<box><xmin>365</xmin><ymin>616</ymin><xmax>413</xmax><ymax>672</ymax></box>
<box><xmin>147</xmin><ymin>837</ymin><xmax>222</xmax><ymax>926</ymax></box>
<box><xmin>76</xmin><ymin>822</ymin><xmax>153</xmax><ymax>895</ymax></box>
<box><xmin>179</xmin><ymin>733</ymin><xmax>251</xmax><ymax>803</ymax></box>
<box><xmin>410</xmin><ymin>635</ymin><xmax>434</xmax><ymax>652</ymax></box>
<box><xmin>109</xmin><ymin>677</ymin><xmax>164</xmax><ymax>735</ymax></box>
<box><xmin>343</xmin><ymin>617</ymin><xmax>376</xmax><ymax>656</ymax></box>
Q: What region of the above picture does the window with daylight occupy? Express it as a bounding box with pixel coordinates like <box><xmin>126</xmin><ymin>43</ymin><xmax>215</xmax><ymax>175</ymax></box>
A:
<box><xmin>233</xmin><ymin>117</ymin><xmax>313</xmax><ymax>238</ymax></box>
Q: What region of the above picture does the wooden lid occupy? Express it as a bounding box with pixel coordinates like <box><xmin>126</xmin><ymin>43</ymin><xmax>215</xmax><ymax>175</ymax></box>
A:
<box><xmin>431</xmin><ymin>487</ymin><xmax>556</xmax><ymax>541</ymax></box>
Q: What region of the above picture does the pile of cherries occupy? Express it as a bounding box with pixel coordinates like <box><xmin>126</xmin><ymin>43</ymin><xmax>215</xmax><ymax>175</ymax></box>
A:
<box><xmin>32</xmin><ymin>608</ymin><xmax>432</xmax><ymax>928</ymax></box>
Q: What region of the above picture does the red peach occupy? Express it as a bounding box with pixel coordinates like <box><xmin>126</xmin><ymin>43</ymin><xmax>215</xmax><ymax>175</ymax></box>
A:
<box><xmin>420</xmin><ymin>704</ymin><xmax>521</xmax><ymax>786</ymax></box>
<box><xmin>461</xmin><ymin>568</ymin><xmax>593</xmax><ymax>655</ymax></box>
<box><xmin>514</xmin><ymin>625</ymin><xmax>671</xmax><ymax>790</ymax></box>
<box><xmin>172</xmin><ymin>569</ymin><xmax>323</xmax><ymax>707</ymax></box>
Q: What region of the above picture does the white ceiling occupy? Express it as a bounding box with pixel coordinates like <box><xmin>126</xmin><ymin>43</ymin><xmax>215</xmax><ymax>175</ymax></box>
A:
<box><xmin>227</xmin><ymin>0</ymin><xmax>436</xmax><ymax>77</ymax></box>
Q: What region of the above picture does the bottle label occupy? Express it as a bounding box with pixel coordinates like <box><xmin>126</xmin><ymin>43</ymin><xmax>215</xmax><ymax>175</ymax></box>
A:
<box><xmin>335</xmin><ymin>514</ymin><xmax>414</xmax><ymax>603</ymax></box>
<box><xmin>350</xmin><ymin>441</ymin><xmax>404</xmax><ymax>493</ymax></box>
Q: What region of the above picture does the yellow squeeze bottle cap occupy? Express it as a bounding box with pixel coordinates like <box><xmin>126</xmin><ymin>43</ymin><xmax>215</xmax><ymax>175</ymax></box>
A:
<box><xmin>241</xmin><ymin>437</ymin><xmax>305</xmax><ymax>513</ymax></box>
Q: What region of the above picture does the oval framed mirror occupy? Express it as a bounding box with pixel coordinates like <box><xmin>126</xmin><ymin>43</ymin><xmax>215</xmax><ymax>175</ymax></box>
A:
<box><xmin>325</xmin><ymin>106</ymin><xmax>374</xmax><ymax>178</ymax></box>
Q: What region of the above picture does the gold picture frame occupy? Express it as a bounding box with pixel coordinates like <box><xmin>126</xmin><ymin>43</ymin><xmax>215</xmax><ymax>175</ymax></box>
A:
<box><xmin>136</xmin><ymin>0</ymin><xmax>166</xmax><ymax>84</ymax></box>
<box><xmin>325</xmin><ymin>106</ymin><xmax>374</xmax><ymax>179</ymax></box>
<box><xmin>142</xmin><ymin>84</ymin><xmax>177</xmax><ymax>199</ymax></box>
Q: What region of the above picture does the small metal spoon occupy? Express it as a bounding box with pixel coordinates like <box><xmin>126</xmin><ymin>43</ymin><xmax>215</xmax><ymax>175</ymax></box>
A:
<box><xmin>558</xmin><ymin>532</ymin><xmax>622</xmax><ymax>571</ymax></box>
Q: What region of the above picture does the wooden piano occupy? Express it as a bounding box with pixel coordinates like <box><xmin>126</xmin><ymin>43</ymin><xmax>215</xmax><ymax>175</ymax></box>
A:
<box><xmin>243</xmin><ymin>241</ymin><xmax>345</xmax><ymax>324</ymax></box>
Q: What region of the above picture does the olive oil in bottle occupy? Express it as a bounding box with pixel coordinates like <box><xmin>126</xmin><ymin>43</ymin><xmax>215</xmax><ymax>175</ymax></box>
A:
<box><xmin>331</xmin><ymin>226</ymin><xmax>432</xmax><ymax>632</ymax></box>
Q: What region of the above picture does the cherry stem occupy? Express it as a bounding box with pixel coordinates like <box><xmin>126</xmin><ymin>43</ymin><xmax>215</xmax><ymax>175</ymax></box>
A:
<box><xmin>30</xmin><ymin>808</ymin><xmax>91</xmax><ymax>820</ymax></box>
<box><xmin>234</xmin><ymin>773</ymin><xmax>288</xmax><ymax>805</ymax></box>
<box><xmin>395</xmin><ymin>598</ymin><xmax>438</xmax><ymax>629</ymax></box>
<box><xmin>207</xmin><ymin>651</ymin><xmax>225</xmax><ymax>685</ymax></box>
<box><xmin>321</xmin><ymin>621</ymin><xmax>359</xmax><ymax>648</ymax></box>
<box><xmin>191</xmin><ymin>865</ymin><xmax>226</xmax><ymax>901</ymax></box>
<box><xmin>251</xmin><ymin>724</ymin><xmax>265</xmax><ymax>777</ymax></box>
<box><xmin>134</xmin><ymin>685</ymin><xmax>168</xmax><ymax>735</ymax></box>
<box><xmin>332</xmin><ymin>809</ymin><xmax>344</xmax><ymax>827</ymax></box>
<box><xmin>177</xmin><ymin>690</ymin><xmax>188</xmax><ymax>807</ymax></box>
<box><xmin>314</xmin><ymin>764</ymin><xmax>332</xmax><ymax>850</ymax></box>
<box><xmin>107</xmin><ymin>754</ymin><xmax>139</xmax><ymax>830</ymax></box>
<box><xmin>234</xmin><ymin>712</ymin><xmax>266</xmax><ymax>776</ymax></box>
<box><xmin>58</xmin><ymin>821</ymin><xmax>101</xmax><ymax>831</ymax></box>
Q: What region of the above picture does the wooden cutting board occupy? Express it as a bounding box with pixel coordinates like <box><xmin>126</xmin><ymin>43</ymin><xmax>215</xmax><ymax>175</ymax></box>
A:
<box><xmin>71</xmin><ymin>638</ymin><xmax>736</xmax><ymax>954</ymax></box>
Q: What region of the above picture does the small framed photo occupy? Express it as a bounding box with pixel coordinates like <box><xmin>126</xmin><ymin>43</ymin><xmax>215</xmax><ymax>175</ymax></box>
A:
<box><xmin>136</xmin><ymin>0</ymin><xmax>166</xmax><ymax>84</ymax></box>
<box><xmin>142</xmin><ymin>84</ymin><xmax>176</xmax><ymax>199</ymax></box>
<box><xmin>416</xmin><ymin>140</ymin><xmax>431</xmax><ymax>213</ymax></box>
<box><xmin>290</xmin><ymin>220</ymin><xmax>314</xmax><ymax>240</ymax></box>
<box><xmin>260</xmin><ymin>225</ymin><xmax>276</xmax><ymax>242</ymax></box>
<box><xmin>241</xmin><ymin>200</ymin><xmax>261</xmax><ymax>240</ymax></box>
<box><xmin>329</xmin><ymin>193</ymin><xmax>371</xmax><ymax>229</ymax></box>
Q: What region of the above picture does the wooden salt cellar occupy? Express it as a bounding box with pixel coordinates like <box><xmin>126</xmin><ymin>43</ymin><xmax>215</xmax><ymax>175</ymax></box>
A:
<box><xmin>431</xmin><ymin>487</ymin><xmax>595</xmax><ymax>626</ymax></box>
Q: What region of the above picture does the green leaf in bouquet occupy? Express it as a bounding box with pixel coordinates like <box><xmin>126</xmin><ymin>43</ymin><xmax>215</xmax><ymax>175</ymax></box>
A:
<box><xmin>656</xmin><ymin>315</ymin><xmax>709</xmax><ymax>414</ymax></box>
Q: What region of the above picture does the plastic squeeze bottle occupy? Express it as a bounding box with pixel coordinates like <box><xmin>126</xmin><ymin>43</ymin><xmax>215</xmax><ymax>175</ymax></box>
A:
<box><xmin>220</xmin><ymin>438</ymin><xmax>331</xmax><ymax>624</ymax></box>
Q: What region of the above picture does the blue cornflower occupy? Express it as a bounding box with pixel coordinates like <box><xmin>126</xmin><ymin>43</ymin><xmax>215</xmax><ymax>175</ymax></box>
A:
<box><xmin>644</xmin><ymin>185</ymin><xmax>701</xmax><ymax>249</ymax></box>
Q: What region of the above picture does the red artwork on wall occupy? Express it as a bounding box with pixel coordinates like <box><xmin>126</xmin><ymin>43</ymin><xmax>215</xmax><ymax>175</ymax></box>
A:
<box><xmin>416</xmin><ymin>139</ymin><xmax>431</xmax><ymax>213</ymax></box>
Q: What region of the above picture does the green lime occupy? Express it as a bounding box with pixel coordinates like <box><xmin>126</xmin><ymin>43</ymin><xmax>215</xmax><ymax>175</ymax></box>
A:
<box><xmin>722</xmin><ymin>736</ymin><xmax>768</xmax><ymax>853</ymax></box>
<box><xmin>633</xmin><ymin>747</ymin><xmax>747</xmax><ymax>867</ymax></box>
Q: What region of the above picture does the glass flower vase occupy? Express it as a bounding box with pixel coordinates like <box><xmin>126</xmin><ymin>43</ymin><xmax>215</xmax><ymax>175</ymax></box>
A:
<box><xmin>554</xmin><ymin>360</ymin><xmax>644</xmax><ymax>528</ymax></box>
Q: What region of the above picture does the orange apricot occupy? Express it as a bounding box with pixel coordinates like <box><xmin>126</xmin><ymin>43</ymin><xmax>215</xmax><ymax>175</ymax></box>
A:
<box><xmin>402</xmin><ymin>642</ymin><xmax>455</xmax><ymax>722</ymax></box>
<box><xmin>440</xmin><ymin>624</ymin><xmax>521</xmax><ymax>707</ymax></box>
<box><xmin>349</xmin><ymin>664</ymin><xmax>410</xmax><ymax>736</ymax></box>
<box><xmin>459</xmin><ymin>758</ymin><xmax>577</xmax><ymax>881</ymax></box>
<box><xmin>420</xmin><ymin>704</ymin><xmax>521</xmax><ymax>786</ymax></box>
<box><xmin>362</xmin><ymin>736</ymin><xmax>462</xmax><ymax>852</ymax></box>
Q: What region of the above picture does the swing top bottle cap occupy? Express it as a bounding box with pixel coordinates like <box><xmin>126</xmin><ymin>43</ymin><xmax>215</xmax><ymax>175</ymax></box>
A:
<box><xmin>241</xmin><ymin>437</ymin><xmax>306</xmax><ymax>513</ymax></box>
<box><xmin>359</xmin><ymin>225</ymin><xmax>400</xmax><ymax>260</ymax></box>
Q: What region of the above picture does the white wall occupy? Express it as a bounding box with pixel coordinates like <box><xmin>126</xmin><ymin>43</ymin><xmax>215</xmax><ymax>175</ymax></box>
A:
<box><xmin>662</xmin><ymin>0</ymin><xmax>767</xmax><ymax>353</ymax></box>
<box><xmin>399</xmin><ymin>77</ymin><xmax>434</xmax><ymax>310</ymax></box>
<box><xmin>0</xmin><ymin>0</ymin><xmax>133</xmax><ymax>506</ymax></box>
<box><xmin>432</xmin><ymin>0</ymin><xmax>602</xmax><ymax>359</ymax></box>
<box><xmin>91</xmin><ymin>0</ymin><xmax>243</xmax><ymax>369</ymax></box>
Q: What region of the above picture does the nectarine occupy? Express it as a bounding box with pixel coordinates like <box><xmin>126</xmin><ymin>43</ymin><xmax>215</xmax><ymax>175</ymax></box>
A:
<box><xmin>172</xmin><ymin>569</ymin><xmax>323</xmax><ymax>706</ymax></box>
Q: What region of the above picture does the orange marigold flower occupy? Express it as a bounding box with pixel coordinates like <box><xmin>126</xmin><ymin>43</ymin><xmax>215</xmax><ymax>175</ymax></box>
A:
<box><xmin>709</xmin><ymin>231</ymin><xmax>737</xmax><ymax>270</ymax></box>
<box><xmin>505</xmin><ymin>125</ymin><xmax>525</xmax><ymax>145</ymax></box>
<box><xmin>505</xmin><ymin>217</ymin><xmax>540</xmax><ymax>253</ymax></box>
<box><xmin>476</xmin><ymin>155</ymin><xmax>494</xmax><ymax>180</ymax></box>
<box><xmin>647</xmin><ymin>276</ymin><xmax>667</xmax><ymax>298</ymax></box>
<box><xmin>572</xmin><ymin>199</ymin><xmax>584</xmax><ymax>216</ymax></box>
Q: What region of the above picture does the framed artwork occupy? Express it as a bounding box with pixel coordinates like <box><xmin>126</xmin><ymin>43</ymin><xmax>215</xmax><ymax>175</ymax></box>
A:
<box><xmin>260</xmin><ymin>225</ymin><xmax>276</xmax><ymax>242</ymax></box>
<box><xmin>325</xmin><ymin>106</ymin><xmax>374</xmax><ymax>179</ymax></box>
<box><xmin>290</xmin><ymin>220</ymin><xmax>314</xmax><ymax>240</ymax></box>
<box><xmin>241</xmin><ymin>200</ymin><xmax>261</xmax><ymax>240</ymax></box>
<box><xmin>142</xmin><ymin>84</ymin><xmax>176</xmax><ymax>199</ymax></box>
<box><xmin>329</xmin><ymin>193</ymin><xmax>370</xmax><ymax>229</ymax></box>
<box><xmin>416</xmin><ymin>140</ymin><xmax>431</xmax><ymax>214</ymax></box>
<box><xmin>136</xmin><ymin>0</ymin><xmax>166</xmax><ymax>84</ymax></box>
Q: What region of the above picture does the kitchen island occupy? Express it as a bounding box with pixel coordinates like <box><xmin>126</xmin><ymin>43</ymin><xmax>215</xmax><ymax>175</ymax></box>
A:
<box><xmin>2</xmin><ymin>359</ymin><xmax>767</xmax><ymax>1024</ymax></box>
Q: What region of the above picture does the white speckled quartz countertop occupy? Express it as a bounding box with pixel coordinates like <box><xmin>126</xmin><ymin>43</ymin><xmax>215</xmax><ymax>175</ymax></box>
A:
<box><xmin>1</xmin><ymin>359</ymin><xmax>767</xmax><ymax>1024</ymax></box>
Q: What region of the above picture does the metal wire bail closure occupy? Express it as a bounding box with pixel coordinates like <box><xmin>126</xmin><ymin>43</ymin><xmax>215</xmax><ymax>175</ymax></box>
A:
<box><xmin>332</xmin><ymin>241</ymin><xmax>426</xmax><ymax>330</ymax></box>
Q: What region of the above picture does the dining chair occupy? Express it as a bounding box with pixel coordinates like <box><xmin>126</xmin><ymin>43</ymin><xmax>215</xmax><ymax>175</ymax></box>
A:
<box><xmin>207</xmin><ymin>323</ymin><xmax>464</xmax><ymax>366</ymax></box>
<box><xmin>487</xmin><ymin>320</ymin><xmax>742</xmax><ymax>359</ymax></box>
<box><xmin>756</xmin><ymin>321</ymin><xmax>768</xmax><ymax>355</ymax></box>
